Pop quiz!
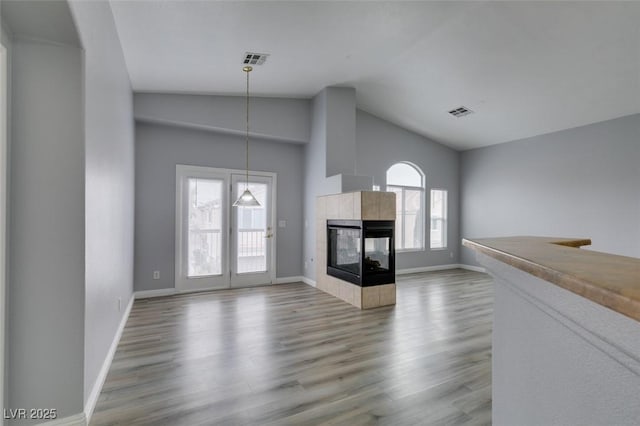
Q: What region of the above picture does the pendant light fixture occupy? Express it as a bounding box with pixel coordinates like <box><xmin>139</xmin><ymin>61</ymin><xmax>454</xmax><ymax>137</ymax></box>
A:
<box><xmin>233</xmin><ymin>65</ymin><xmax>260</xmax><ymax>207</ymax></box>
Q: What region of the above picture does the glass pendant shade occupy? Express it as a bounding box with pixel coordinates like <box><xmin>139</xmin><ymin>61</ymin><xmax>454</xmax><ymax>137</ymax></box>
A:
<box><xmin>233</xmin><ymin>188</ymin><xmax>260</xmax><ymax>207</ymax></box>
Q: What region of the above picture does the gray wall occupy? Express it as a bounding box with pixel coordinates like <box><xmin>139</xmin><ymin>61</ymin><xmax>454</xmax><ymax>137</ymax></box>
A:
<box><xmin>302</xmin><ymin>90</ymin><xmax>328</xmax><ymax>281</ymax></box>
<box><xmin>301</xmin><ymin>87</ymin><xmax>363</xmax><ymax>282</ymax></box>
<box><xmin>1</xmin><ymin>15</ymin><xmax>12</xmax><ymax>415</ymax></box>
<box><xmin>135</xmin><ymin>122</ymin><xmax>304</xmax><ymax>292</ymax></box>
<box><xmin>325</xmin><ymin>87</ymin><xmax>356</xmax><ymax>177</ymax></box>
<box><xmin>461</xmin><ymin>113</ymin><xmax>640</xmax><ymax>265</ymax></box>
<box><xmin>355</xmin><ymin>110</ymin><xmax>461</xmax><ymax>270</ymax></box>
<box><xmin>8</xmin><ymin>35</ymin><xmax>85</xmax><ymax>422</ymax></box>
<box><xmin>68</xmin><ymin>0</ymin><xmax>135</xmax><ymax>405</ymax></box>
<box><xmin>135</xmin><ymin>93</ymin><xmax>311</xmax><ymax>144</ymax></box>
<box><xmin>4</xmin><ymin>1</ymin><xmax>136</xmax><ymax>421</ymax></box>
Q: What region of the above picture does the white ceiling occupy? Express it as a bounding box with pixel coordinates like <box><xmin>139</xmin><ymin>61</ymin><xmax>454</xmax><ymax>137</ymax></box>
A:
<box><xmin>109</xmin><ymin>1</ymin><xmax>640</xmax><ymax>151</ymax></box>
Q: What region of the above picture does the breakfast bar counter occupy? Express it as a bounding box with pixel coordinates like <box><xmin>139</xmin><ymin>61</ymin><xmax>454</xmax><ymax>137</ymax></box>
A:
<box><xmin>462</xmin><ymin>236</ymin><xmax>640</xmax><ymax>321</ymax></box>
<box><xmin>463</xmin><ymin>236</ymin><xmax>640</xmax><ymax>426</ymax></box>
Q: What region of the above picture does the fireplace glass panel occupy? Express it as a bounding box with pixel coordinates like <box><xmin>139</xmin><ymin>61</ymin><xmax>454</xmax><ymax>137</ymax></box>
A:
<box><xmin>329</xmin><ymin>228</ymin><xmax>361</xmax><ymax>275</ymax></box>
<box><xmin>364</xmin><ymin>236</ymin><xmax>390</xmax><ymax>272</ymax></box>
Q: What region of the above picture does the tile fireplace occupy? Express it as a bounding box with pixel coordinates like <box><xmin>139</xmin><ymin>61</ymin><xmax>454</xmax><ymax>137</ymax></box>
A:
<box><xmin>316</xmin><ymin>191</ymin><xmax>396</xmax><ymax>309</ymax></box>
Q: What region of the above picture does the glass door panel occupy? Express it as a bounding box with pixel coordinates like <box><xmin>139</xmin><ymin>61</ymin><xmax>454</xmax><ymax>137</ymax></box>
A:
<box><xmin>235</xmin><ymin>182</ymin><xmax>267</xmax><ymax>274</ymax></box>
<box><xmin>231</xmin><ymin>174</ymin><xmax>274</xmax><ymax>287</ymax></box>
<box><xmin>188</xmin><ymin>178</ymin><xmax>223</xmax><ymax>277</ymax></box>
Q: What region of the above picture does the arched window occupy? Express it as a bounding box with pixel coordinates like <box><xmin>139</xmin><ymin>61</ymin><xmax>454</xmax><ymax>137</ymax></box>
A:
<box><xmin>386</xmin><ymin>162</ymin><xmax>424</xmax><ymax>250</ymax></box>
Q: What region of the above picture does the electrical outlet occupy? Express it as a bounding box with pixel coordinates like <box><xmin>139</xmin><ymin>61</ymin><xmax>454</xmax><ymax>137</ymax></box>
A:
<box><xmin>450</xmin><ymin>252</ymin><xmax>454</xmax><ymax>258</ymax></box>
<box><xmin>153</xmin><ymin>270</ymin><xmax>160</xmax><ymax>280</ymax></box>
<box><xmin>304</xmin><ymin>261</ymin><xmax>308</xmax><ymax>270</ymax></box>
<box><xmin>118</xmin><ymin>297</ymin><xmax>122</xmax><ymax>312</ymax></box>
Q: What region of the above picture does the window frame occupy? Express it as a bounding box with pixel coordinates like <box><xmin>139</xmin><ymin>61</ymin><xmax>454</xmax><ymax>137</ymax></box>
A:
<box><xmin>386</xmin><ymin>162</ymin><xmax>426</xmax><ymax>252</ymax></box>
<box><xmin>429</xmin><ymin>188</ymin><xmax>448</xmax><ymax>250</ymax></box>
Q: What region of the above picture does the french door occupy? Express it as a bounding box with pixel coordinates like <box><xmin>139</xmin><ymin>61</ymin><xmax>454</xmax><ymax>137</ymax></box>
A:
<box><xmin>175</xmin><ymin>165</ymin><xmax>276</xmax><ymax>292</ymax></box>
<box><xmin>230</xmin><ymin>173</ymin><xmax>274</xmax><ymax>287</ymax></box>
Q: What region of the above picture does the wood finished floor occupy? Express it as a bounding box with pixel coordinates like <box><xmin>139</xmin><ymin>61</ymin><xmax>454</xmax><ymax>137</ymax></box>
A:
<box><xmin>91</xmin><ymin>269</ymin><xmax>493</xmax><ymax>426</ymax></box>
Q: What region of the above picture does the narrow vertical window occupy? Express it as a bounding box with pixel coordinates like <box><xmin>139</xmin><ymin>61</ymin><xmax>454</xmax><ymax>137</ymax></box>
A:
<box><xmin>386</xmin><ymin>162</ymin><xmax>425</xmax><ymax>251</ymax></box>
<box><xmin>430</xmin><ymin>189</ymin><xmax>447</xmax><ymax>249</ymax></box>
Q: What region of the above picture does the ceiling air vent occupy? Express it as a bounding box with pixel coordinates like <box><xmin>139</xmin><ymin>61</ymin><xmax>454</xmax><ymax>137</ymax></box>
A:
<box><xmin>448</xmin><ymin>106</ymin><xmax>474</xmax><ymax>118</ymax></box>
<box><xmin>242</xmin><ymin>52</ymin><xmax>269</xmax><ymax>65</ymax></box>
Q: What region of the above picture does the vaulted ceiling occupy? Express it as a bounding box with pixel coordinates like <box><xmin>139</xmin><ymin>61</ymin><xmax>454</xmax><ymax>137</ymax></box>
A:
<box><xmin>109</xmin><ymin>1</ymin><xmax>640</xmax><ymax>150</ymax></box>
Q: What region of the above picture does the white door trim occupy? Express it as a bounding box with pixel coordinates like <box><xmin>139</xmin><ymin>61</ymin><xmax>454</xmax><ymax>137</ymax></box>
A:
<box><xmin>0</xmin><ymin>41</ymin><xmax>8</xmax><ymax>414</ymax></box>
<box><xmin>175</xmin><ymin>165</ymin><xmax>277</xmax><ymax>292</ymax></box>
<box><xmin>267</xmin><ymin>172</ymin><xmax>277</xmax><ymax>285</ymax></box>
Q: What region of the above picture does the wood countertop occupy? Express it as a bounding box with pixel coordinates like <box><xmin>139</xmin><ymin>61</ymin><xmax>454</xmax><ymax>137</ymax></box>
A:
<box><xmin>462</xmin><ymin>236</ymin><xmax>640</xmax><ymax>322</ymax></box>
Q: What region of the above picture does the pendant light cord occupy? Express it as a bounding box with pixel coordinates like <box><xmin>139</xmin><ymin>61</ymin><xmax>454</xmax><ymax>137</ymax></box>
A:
<box><xmin>233</xmin><ymin>66</ymin><xmax>260</xmax><ymax>207</ymax></box>
<box><xmin>245</xmin><ymin>67</ymin><xmax>250</xmax><ymax>189</ymax></box>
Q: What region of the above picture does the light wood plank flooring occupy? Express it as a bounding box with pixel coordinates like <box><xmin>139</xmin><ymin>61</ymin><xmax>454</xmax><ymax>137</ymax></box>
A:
<box><xmin>91</xmin><ymin>269</ymin><xmax>493</xmax><ymax>425</ymax></box>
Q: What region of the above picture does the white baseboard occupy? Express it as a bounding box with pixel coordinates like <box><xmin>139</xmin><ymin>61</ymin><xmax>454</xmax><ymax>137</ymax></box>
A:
<box><xmin>39</xmin><ymin>412</ymin><xmax>87</xmax><ymax>426</ymax></box>
<box><xmin>83</xmin><ymin>294</ymin><xmax>134</xmax><ymax>424</ymax></box>
<box><xmin>396</xmin><ymin>264</ymin><xmax>487</xmax><ymax>275</ymax></box>
<box><xmin>396</xmin><ymin>264</ymin><xmax>460</xmax><ymax>275</ymax></box>
<box><xmin>135</xmin><ymin>280</ymin><xmax>312</xmax><ymax>298</ymax></box>
<box><xmin>133</xmin><ymin>268</ymin><xmax>485</xmax><ymax>298</ymax></box>
<box><xmin>274</xmin><ymin>276</ymin><xmax>306</xmax><ymax>284</ymax></box>
<box><xmin>135</xmin><ymin>288</ymin><xmax>176</xmax><ymax>299</ymax></box>
<box><xmin>301</xmin><ymin>276</ymin><xmax>316</xmax><ymax>287</ymax></box>
<box><xmin>459</xmin><ymin>264</ymin><xmax>487</xmax><ymax>273</ymax></box>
